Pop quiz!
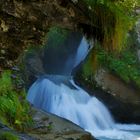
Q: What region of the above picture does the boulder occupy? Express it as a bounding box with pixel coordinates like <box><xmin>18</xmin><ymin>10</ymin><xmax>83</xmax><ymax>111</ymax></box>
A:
<box><xmin>94</xmin><ymin>69</ymin><xmax>140</xmax><ymax>123</ymax></box>
<box><xmin>0</xmin><ymin>108</ymin><xmax>95</xmax><ymax>140</ymax></box>
<box><xmin>28</xmin><ymin>108</ymin><xmax>95</xmax><ymax>140</ymax></box>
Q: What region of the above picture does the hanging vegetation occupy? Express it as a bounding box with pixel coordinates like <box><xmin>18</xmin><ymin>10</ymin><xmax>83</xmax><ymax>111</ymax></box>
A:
<box><xmin>82</xmin><ymin>0</ymin><xmax>139</xmax><ymax>51</ymax></box>
<box><xmin>0</xmin><ymin>71</ymin><xmax>33</xmax><ymax>131</ymax></box>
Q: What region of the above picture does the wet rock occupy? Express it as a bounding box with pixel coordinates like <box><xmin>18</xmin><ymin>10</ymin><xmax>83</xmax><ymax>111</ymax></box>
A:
<box><xmin>28</xmin><ymin>108</ymin><xmax>95</xmax><ymax>140</ymax></box>
<box><xmin>135</xmin><ymin>18</ymin><xmax>140</xmax><ymax>47</ymax></box>
<box><xmin>138</xmin><ymin>49</ymin><xmax>140</xmax><ymax>61</ymax></box>
<box><xmin>95</xmin><ymin>69</ymin><xmax>140</xmax><ymax>104</ymax></box>
<box><xmin>0</xmin><ymin>107</ymin><xmax>95</xmax><ymax>140</ymax></box>
<box><xmin>0</xmin><ymin>123</ymin><xmax>36</xmax><ymax>140</ymax></box>
<box><xmin>94</xmin><ymin>69</ymin><xmax>140</xmax><ymax>123</ymax></box>
<box><xmin>136</xmin><ymin>8</ymin><xmax>140</xmax><ymax>15</ymax></box>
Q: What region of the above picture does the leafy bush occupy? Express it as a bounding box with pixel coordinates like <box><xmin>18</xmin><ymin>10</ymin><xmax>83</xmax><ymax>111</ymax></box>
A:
<box><xmin>0</xmin><ymin>71</ymin><xmax>33</xmax><ymax>131</ymax></box>
<box><xmin>0</xmin><ymin>132</ymin><xmax>19</xmax><ymax>140</ymax></box>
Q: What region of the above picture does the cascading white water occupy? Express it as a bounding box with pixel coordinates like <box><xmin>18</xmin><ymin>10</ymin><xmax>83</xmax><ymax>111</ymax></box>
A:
<box><xmin>27</xmin><ymin>34</ymin><xmax>140</xmax><ymax>140</ymax></box>
<box><xmin>27</xmin><ymin>77</ymin><xmax>140</xmax><ymax>140</ymax></box>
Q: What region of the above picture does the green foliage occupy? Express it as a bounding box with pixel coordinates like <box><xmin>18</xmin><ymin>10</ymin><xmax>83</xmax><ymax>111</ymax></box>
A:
<box><xmin>82</xmin><ymin>0</ymin><xmax>140</xmax><ymax>88</ymax></box>
<box><xmin>83</xmin><ymin>50</ymin><xmax>97</xmax><ymax>77</ymax></box>
<box><xmin>0</xmin><ymin>71</ymin><xmax>33</xmax><ymax>131</ymax></box>
<box><xmin>47</xmin><ymin>123</ymin><xmax>52</xmax><ymax>131</ymax></box>
<box><xmin>0</xmin><ymin>132</ymin><xmax>19</xmax><ymax>140</ymax></box>
<box><xmin>95</xmin><ymin>46</ymin><xmax>140</xmax><ymax>87</ymax></box>
<box><xmin>117</xmin><ymin>0</ymin><xmax>139</xmax><ymax>12</ymax></box>
<box><xmin>83</xmin><ymin>53</ymin><xmax>94</xmax><ymax>77</ymax></box>
<box><xmin>83</xmin><ymin>28</ymin><xmax>140</xmax><ymax>87</ymax></box>
<box><xmin>83</xmin><ymin>0</ymin><xmax>139</xmax><ymax>50</ymax></box>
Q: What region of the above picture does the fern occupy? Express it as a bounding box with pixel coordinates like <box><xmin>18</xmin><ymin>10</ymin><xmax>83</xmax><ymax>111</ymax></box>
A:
<box><xmin>0</xmin><ymin>71</ymin><xmax>33</xmax><ymax>131</ymax></box>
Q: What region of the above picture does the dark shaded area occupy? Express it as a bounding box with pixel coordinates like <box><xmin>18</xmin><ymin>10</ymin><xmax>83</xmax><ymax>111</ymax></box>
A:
<box><xmin>43</xmin><ymin>31</ymin><xmax>82</xmax><ymax>75</ymax></box>
<box><xmin>0</xmin><ymin>0</ymin><xmax>116</xmax><ymax>70</ymax></box>
<box><xmin>23</xmin><ymin>31</ymin><xmax>85</xmax><ymax>89</ymax></box>
<box><xmin>0</xmin><ymin>0</ymin><xmax>74</xmax><ymax>70</ymax></box>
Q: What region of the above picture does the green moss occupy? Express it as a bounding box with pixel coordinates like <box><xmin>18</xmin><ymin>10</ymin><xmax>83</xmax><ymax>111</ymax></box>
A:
<box><xmin>97</xmin><ymin>46</ymin><xmax>140</xmax><ymax>87</ymax></box>
<box><xmin>83</xmin><ymin>34</ymin><xmax>140</xmax><ymax>88</ymax></box>
<box><xmin>0</xmin><ymin>132</ymin><xmax>19</xmax><ymax>140</ymax></box>
<box><xmin>82</xmin><ymin>0</ymin><xmax>140</xmax><ymax>87</ymax></box>
<box><xmin>107</xmin><ymin>50</ymin><xmax>140</xmax><ymax>87</ymax></box>
<box><xmin>82</xmin><ymin>0</ymin><xmax>139</xmax><ymax>51</ymax></box>
<box><xmin>0</xmin><ymin>71</ymin><xmax>33</xmax><ymax>131</ymax></box>
<box><xmin>46</xmin><ymin>26</ymin><xmax>69</xmax><ymax>48</ymax></box>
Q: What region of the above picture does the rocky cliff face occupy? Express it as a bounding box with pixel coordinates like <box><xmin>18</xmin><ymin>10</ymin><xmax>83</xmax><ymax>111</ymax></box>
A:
<box><xmin>0</xmin><ymin>0</ymin><xmax>88</xmax><ymax>70</ymax></box>
<box><xmin>94</xmin><ymin>69</ymin><xmax>140</xmax><ymax>123</ymax></box>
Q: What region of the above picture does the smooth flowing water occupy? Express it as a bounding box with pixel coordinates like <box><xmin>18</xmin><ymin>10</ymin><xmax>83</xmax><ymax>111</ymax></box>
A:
<box><xmin>27</xmin><ymin>33</ymin><xmax>140</xmax><ymax>140</ymax></box>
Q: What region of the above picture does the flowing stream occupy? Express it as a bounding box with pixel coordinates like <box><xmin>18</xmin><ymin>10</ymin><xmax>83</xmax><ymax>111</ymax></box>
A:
<box><xmin>27</xmin><ymin>33</ymin><xmax>140</xmax><ymax>140</ymax></box>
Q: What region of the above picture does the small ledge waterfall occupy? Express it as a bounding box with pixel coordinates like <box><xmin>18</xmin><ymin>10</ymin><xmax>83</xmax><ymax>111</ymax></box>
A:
<box><xmin>27</xmin><ymin>32</ymin><xmax>140</xmax><ymax>140</ymax></box>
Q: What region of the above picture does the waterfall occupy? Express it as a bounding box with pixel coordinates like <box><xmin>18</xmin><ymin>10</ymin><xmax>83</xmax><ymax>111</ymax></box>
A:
<box><xmin>27</xmin><ymin>32</ymin><xmax>140</xmax><ymax>140</ymax></box>
<box><xmin>27</xmin><ymin>77</ymin><xmax>140</xmax><ymax>140</ymax></box>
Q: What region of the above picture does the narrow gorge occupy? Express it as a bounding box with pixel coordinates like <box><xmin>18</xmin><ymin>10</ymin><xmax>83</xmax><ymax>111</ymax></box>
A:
<box><xmin>0</xmin><ymin>0</ymin><xmax>140</xmax><ymax>140</ymax></box>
